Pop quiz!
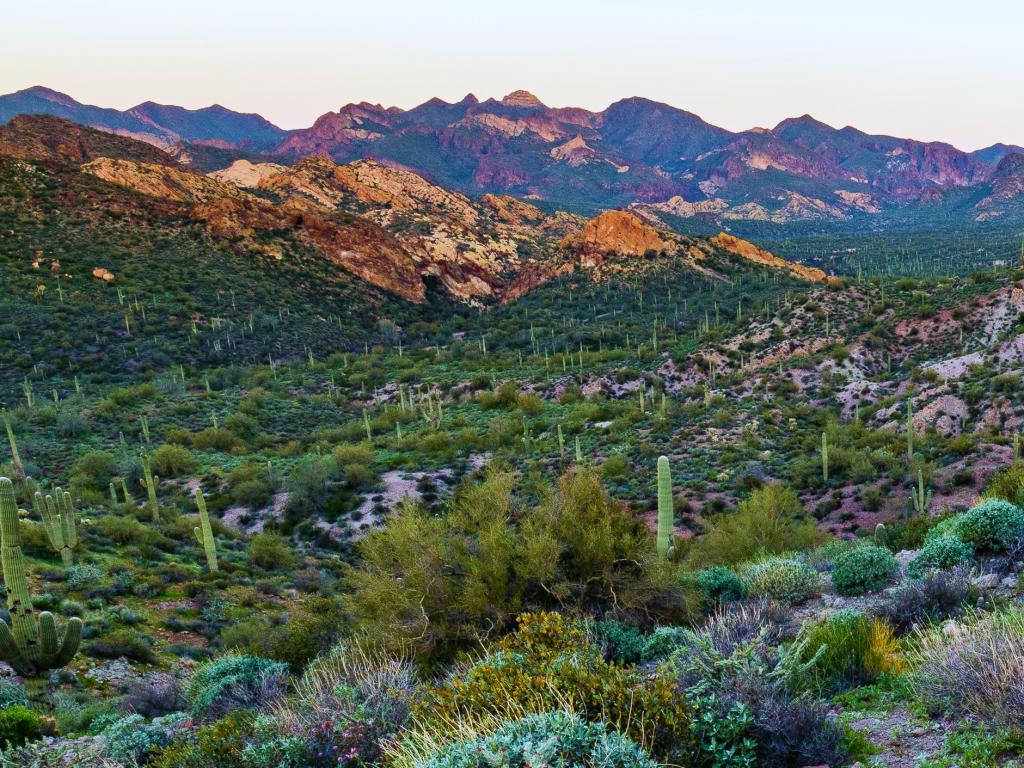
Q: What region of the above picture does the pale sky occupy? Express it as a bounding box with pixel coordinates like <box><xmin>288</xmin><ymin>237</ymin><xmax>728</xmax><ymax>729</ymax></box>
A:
<box><xmin>3</xmin><ymin>0</ymin><xmax>1022</xmax><ymax>150</ymax></box>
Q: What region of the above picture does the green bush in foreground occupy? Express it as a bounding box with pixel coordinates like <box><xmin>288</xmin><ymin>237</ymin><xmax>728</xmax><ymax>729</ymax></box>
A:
<box><xmin>0</xmin><ymin>704</ymin><xmax>42</xmax><ymax>748</ymax></box>
<box><xmin>744</xmin><ymin>558</ymin><xmax>819</xmax><ymax>605</ymax></box>
<box><xmin>412</xmin><ymin>711</ymin><xmax>657</xmax><ymax>768</ymax></box>
<box><xmin>954</xmin><ymin>499</ymin><xmax>1024</xmax><ymax>553</ymax></box>
<box><xmin>830</xmin><ymin>544</ymin><xmax>898</xmax><ymax>596</ymax></box>
<box><xmin>908</xmin><ymin>537</ymin><xmax>974</xmax><ymax>578</ymax></box>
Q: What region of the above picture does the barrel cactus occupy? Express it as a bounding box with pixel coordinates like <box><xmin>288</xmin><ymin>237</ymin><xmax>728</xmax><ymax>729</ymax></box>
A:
<box><xmin>0</xmin><ymin>477</ymin><xmax>83</xmax><ymax>679</ymax></box>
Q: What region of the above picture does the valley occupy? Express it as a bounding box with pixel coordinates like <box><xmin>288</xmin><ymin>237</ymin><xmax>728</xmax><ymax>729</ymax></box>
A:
<box><xmin>1</xmin><ymin>101</ymin><xmax>1024</xmax><ymax>768</ymax></box>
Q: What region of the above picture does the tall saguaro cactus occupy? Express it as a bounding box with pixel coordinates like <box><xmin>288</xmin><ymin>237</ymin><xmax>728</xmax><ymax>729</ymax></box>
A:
<box><xmin>193</xmin><ymin>488</ymin><xmax>218</xmax><ymax>573</ymax></box>
<box><xmin>2</xmin><ymin>411</ymin><xmax>24</xmax><ymax>481</ymax></box>
<box><xmin>656</xmin><ymin>456</ymin><xmax>674</xmax><ymax>556</ymax></box>
<box><xmin>821</xmin><ymin>432</ymin><xmax>829</xmax><ymax>484</ymax></box>
<box><xmin>0</xmin><ymin>477</ymin><xmax>82</xmax><ymax>679</ymax></box>
<box><xmin>34</xmin><ymin>488</ymin><xmax>77</xmax><ymax>567</ymax></box>
<box><xmin>140</xmin><ymin>451</ymin><xmax>159</xmax><ymax>521</ymax></box>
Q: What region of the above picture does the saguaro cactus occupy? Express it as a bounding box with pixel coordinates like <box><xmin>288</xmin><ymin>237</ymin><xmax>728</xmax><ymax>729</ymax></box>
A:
<box><xmin>909</xmin><ymin>469</ymin><xmax>932</xmax><ymax>517</ymax></box>
<box><xmin>140</xmin><ymin>451</ymin><xmax>159</xmax><ymax>521</ymax></box>
<box><xmin>2</xmin><ymin>411</ymin><xmax>24</xmax><ymax>481</ymax></box>
<box><xmin>193</xmin><ymin>488</ymin><xmax>218</xmax><ymax>573</ymax></box>
<box><xmin>34</xmin><ymin>488</ymin><xmax>77</xmax><ymax>567</ymax></box>
<box><xmin>656</xmin><ymin>456</ymin><xmax>674</xmax><ymax>556</ymax></box>
<box><xmin>0</xmin><ymin>477</ymin><xmax>83</xmax><ymax>679</ymax></box>
<box><xmin>821</xmin><ymin>432</ymin><xmax>829</xmax><ymax>484</ymax></box>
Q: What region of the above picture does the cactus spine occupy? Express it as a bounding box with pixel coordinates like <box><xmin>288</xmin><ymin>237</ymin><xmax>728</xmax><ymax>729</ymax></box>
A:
<box><xmin>140</xmin><ymin>451</ymin><xmax>159</xmax><ymax>521</ymax></box>
<box><xmin>2</xmin><ymin>411</ymin><xmax>24</xmax><ymax>480</ymax></box>
<box><xmin>193</xmin><ymin>488</ymin><xmax>218</xmax><ymax>573</ymax></box>
<box><xmin>656</xmin><ymin>456</ymin><xmax>674</xmax><ymax>556</ymax></box>
<box><xmin>0</xmin><ymin>477</ymin><xmax>82</xmax><ymax>678</ymax></box>
<box><xmin>34</xmin><ymin>488</ymin><xmax>77</xmax><ymax>567</ymax></box>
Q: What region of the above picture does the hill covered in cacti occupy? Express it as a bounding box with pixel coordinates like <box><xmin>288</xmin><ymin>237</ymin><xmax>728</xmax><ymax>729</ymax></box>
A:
<box><xmin>5</xmin><ymin>113</ymin><xmax>1024</xmax><ymax>767</ymax></box>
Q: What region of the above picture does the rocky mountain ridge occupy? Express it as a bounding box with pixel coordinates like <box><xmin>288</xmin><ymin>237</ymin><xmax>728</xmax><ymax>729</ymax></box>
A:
<box><xmin>5</xmin><ymin>87</ymin><xmax>1024</xmax><ymax>228</ymax></box>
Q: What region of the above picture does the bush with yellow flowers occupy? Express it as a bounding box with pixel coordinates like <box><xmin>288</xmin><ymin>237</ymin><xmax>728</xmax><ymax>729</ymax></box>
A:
<box><xmin>413</xmin><ymin>612</ymin><xmax>698</xmax><ymax>763</ymax></box>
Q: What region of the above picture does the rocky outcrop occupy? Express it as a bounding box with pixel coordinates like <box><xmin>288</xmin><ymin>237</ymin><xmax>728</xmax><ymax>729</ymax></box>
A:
<box><xmin>710</xmin><ymin>233</ymin><xmax>831</xmax><ymax>283</ymax></box>
<box><xmin>560</xmin><ymin>210</ymin><xmax>674</xmax><ymax>262</ymax></box>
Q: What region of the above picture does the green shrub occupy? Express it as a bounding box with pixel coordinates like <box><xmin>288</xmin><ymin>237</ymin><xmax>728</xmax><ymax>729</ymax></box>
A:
<box><xmin>417</xmin><ymin>612</ymin><xmax>695</xmax><ymax>762</ymax></box>
<box><xmin>152</xmin><ymin>444</ymin><xmax>197</xmax><ymax>476</ymax></box>
<box><xmin>102</xmin><ymin>712</ymin><xmax>188</xmax><ymax>763</ymax></box>
<box><xmin>248</xmin><ymin>532</ymin><xmax>298</xmax><ymax>571</ymax></box>
<box><xmin>696</xmin><ymin>566</ymin><xmax>747</xmax><ymax>606</ymax></box>
<box><xmin>639</xmin><ymin>626</ymin><xmax>692</xmax><ymax>662</ymax></box>
<box><xmin>592</xmin><ymin>619</ymin><xmax>646</xmax><ymax>664</ymax></box>
<box><xmin>744</xmin><ymin>558</ymin><xmax>819</xmax><ymax>605</ymax></box>
<box><xmin>797</xmin><ymin>611</ymin><xmax>903</xmax><ymax>693</ymax></box>
<box><xmin>909</xmin><ymin>537</ymin><xmax>974</xmax><ymax>577</ymax></box>
<box><xmin>831</xmin><ymin>544</ymin><xmax>898</xmax><ymax>596</ymax></box>
<box><xmin>0</xmin><ymin>680</ymin><xmax>27</xmax><ymax>711</ymax></box>
<box><xmin>982</xmin><ymin>463</ymin><xmax>1024</xmax><ymax>507</ymax></box>
<box><xmin>411</xmin><ymin>711</ymin><xmax>657</xmax><ymax>768</ymax></box>
<box><xmin>0</xmin><ymin>705</ymin><xmax>42</xmax><ymax>748</ymax></box>
<box><xmin>186</xmin><ymin>654</ymin><xmax>289</xmax><ymax>720</ymax></box>
<box><xmin>688</xmin><ymin>484</ymin><xmax>822</xmax><ymax>567</ymax></box>
<box><xmin>954</xmin><ymin>499</ymin><xmax>1024</xmax><ymax>553</ymax></box>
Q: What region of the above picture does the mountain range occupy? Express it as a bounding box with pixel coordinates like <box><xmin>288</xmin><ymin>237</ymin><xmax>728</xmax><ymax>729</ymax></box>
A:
<box><xmin>4</xmin><ymin>85</ymin><xmax>1024</xmax><ymax>231</ymax></box>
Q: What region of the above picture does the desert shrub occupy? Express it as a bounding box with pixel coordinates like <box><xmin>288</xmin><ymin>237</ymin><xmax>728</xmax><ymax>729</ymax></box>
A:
<box><xmin>0</xmin><ymin>705</ymin><xmax>42</xmax><ymax>748</ymax></box>
<box><xmin>151</xmin><ymin>712</ymin><xmax>252</xmax><ymax>768</ymax></box>
<box><xmin>796</xmin><ymin>611</ymin><xmax>903</xmax><ymax>692</ymax></box>
<box><xmin>0</xmin><ymin>680</ymin><xmax>27</xmax><ymax>711</ymax></box>
<box><xmin>744</xmin><ymin>558</ymin><xmax>819</xmax><ymax>605</ymax></box>
<box><xmin>592</xmin><ymin>619</ymin><xmax>646</xmax><ymax>664</ymax></box>
<box><xmin>687</xmin><ymin>484</ymin><xmax>822</xmax><ymax>567</ymax></box>
<box><xmin>983</xmin><ymin>462</ymin><xmax>1024</xmax><ymax>507</ymax></box>
<box><xmin>344</xmin><ymin>470</ymin><xmax>688</xmax><ymax>662</ymax></box>
<box><xmin>910</xmin><ymin>608</ymin><xmax>1024</xmax><ymax>726</ymax></box>
<box><xmin>70</xmin><ymin>450</ymin><xmax>116</xmax><ymax>489</ymax></box>
<box><xmin>402</xmin><ymin>711</ymin><xmax>657</xmax><ymax>768</ymax></box>
<box><xmin>248</xmin><ymin>531</ymin><xmax>298</xmax><ymax>571</ymax></box>
<box><xmin>663</xmin><ymin>602</ymin><xmax>844</xmax><ymax>768</ymax></box>
<box><xmin>192</xmin><ymin>426</ymin><xmax>242</xmax><ymax>452</ymax></box>
<box><xmin>84</xmin><ymin>629</ymin><xmax>157</xmax><ymax>663</ymax></box>
<box><xmin>954</xmin><ymin>499</ymin><xmax>1024</xmax><ymax>553</ymax></box>
<box><xmin>830</xmin><ymin>544</ymin><xmax>898</xmax><ymax>596</ymax></box>
<box><xmin>221</xmin><ymin>597</ymin><xmax>343</xmax><ymax>671</ymax></box>
<box><xmin>876</xmin><ymin>566</ymin><xmax>976</xmax><ymax>633</ymax></box>
<box><xmin>101</xmin><ymin>712</ymin><xmax>188</xmax><ymax>763</ymax></box>
<box><xmin>120</xmin><ymin>677</ymin><xmax>186</xmax><ymax>718</ymax></box>
<box><xmin>639</xmin><ymin>626</ymin><xmax>693</xmax><ymax>663</ymax></box>
<box><xmin>697</xmin><ymin>566</ymin><xmax>747</xmax><ymax>606</ymax></box>
<box><xmin>285</xmin><ymin>455</ymin><xmax>343</xmax><ymax>518</ymax></box>
<box><xmin>417</xmin><ymin>612</ymin><xmax>696</xmax><ymax>762</ymax></box>
<box><xmin>713</xmin><ymin>673</ymin><xmax>845</xmax><ymax>768</ymax></box>
<box><xmin>186</xmin><ymin>654</ymin><xmax>289</xmax><ymax>720</ymax></box>
<box><xmin>908</xmin><ymin>537</ymin><xmax>974</xmax><ymax>577</ymax></box>
<box><xmin>151</xmin><ymin>444</ymin><xmax>197</xmax><ymax>476</ymax></box>
<box><xmin>270</xmin><ymin>641</ymin><xmax>417</xmax><ymax>767</ymax></box>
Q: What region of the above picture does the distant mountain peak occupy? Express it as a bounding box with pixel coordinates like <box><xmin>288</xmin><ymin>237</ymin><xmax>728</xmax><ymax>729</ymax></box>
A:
<box><xmin>501</xmin><ymin>90</ymin><xmax>544</xmax><ymax>108</ymax></box>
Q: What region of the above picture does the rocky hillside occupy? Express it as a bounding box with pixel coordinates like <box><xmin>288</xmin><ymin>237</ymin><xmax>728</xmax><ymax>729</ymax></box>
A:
<box><xmin>0</xmin><ymin>116</ymin><xmax>827</xmax><ymax>308</ymax></box>
<box><xmin>6</xmin><ymin>88</ymin><xmax>1024</xmax><ymax>230</ymax></box>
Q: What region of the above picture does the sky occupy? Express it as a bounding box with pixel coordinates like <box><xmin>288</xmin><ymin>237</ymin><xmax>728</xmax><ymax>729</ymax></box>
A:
<box><xmin>3</xmin><ymin>0</ymin><xmax>1022</xmax><ymax>151</ymax></box>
